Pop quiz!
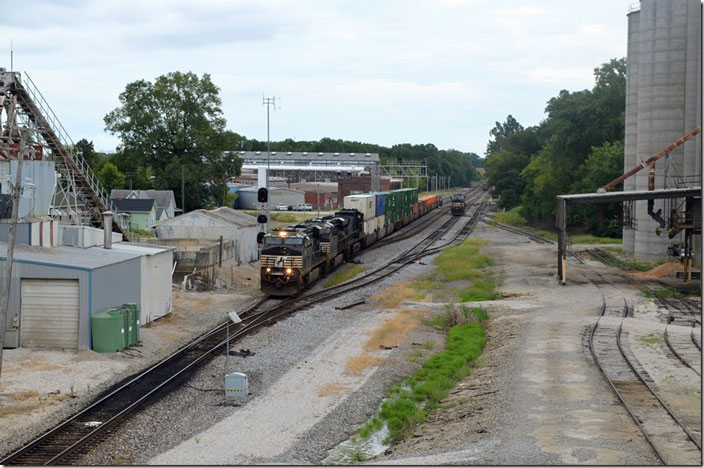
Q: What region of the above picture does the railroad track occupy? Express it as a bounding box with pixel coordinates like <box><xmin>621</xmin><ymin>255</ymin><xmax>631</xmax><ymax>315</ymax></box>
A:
<box><xmin>588</xmin><ymin>296</ymin><xmax>702</xmax><ymax>465</ymax></box>
<box><xmin>1</xmin><ymin>193</ymin><xmax>488</xmax><ymax>466</ymax></box>
<box><xmin>482</xmin><ymin>215</ymin><xmax>585</xmax><ymax>264</ymax></box>
<box><xmin>370</xmin><ymin>185</ymin><xmax>482</xmax><ymax>250</ymax></box>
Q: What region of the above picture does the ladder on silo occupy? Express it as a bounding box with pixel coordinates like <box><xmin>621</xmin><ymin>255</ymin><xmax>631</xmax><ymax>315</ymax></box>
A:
<box><xmin>0</xmin><ymin>71</ymin><xmax>129</xmax><ymax>239</ymax></box>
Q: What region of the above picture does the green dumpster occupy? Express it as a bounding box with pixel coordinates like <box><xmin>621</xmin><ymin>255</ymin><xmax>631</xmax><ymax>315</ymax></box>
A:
<box><xmin>92</xmin><ymin>310</ymin><xmax>126</xmax><ymax>353</ymax></box>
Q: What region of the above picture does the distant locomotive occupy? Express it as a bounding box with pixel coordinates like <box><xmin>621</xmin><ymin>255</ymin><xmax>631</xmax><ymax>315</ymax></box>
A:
<box><xmin>450</xmin><ymin>192</ymin><xmax>466</xmax><ymax>216</ymax></box>
<box><xmin>259</xmin><ymin>188</ymin><xmax>441</xmax><ymax>296</ymax></box>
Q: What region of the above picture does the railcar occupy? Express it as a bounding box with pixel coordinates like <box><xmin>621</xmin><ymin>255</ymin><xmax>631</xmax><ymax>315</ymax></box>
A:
<box><xmin>450</xmin><ymin>192</ymin><xmax>466</xmax><ymax>216</ymax></box>
<box><xmin>260</xmin><ymin>187</ymin><xmax>439</xmax><ymax>296</ymax></box>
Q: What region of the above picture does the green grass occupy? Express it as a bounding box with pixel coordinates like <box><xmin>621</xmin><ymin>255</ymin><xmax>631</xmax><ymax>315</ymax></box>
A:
<box><xmin>494</xmin><ymin>210</ymin><xmax>527</xmax><ymax>227</ymax></box>
<box><xmin>371</xmin><ymin>322</ymin><xmax>486</xmax><ymax>443</ymax></box>
<box><xmin>433</xmin><ymin>239</ymin><xmax>494</xmax><ymax>282</ymax></box>
<box><xmin>323</xmin><ymin>264</ymin><xmax>368</xmax><ymax>288</ymax></box>
<box><xmin>638</xmin><ymin>333</ymin><xmax>659</xmax><ymax>346</ymax></box>
<box><xmin>412</xmin><ymin>238</ymin><xmax>499</xmax><ymax>303</ymax></box>
<box><xmin>569</xmin><ymin>234</ymin><xmax>621</xmax><ymax>244</ymax></box>
<box><xmin>126</xmin><ymin>229</ymin><xmax>154</xmax><ymax>238</ymax></box>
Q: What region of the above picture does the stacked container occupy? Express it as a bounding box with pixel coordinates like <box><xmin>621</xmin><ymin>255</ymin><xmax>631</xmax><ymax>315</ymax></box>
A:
<box><xmin>343</xmin><ymin>194</ymin><xmax>376</xmax><ymax>221</ymax></box>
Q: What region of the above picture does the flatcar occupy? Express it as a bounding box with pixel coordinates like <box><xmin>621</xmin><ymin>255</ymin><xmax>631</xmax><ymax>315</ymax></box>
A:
<box><xmin>259</xmin><ymin>187</ymin><xmax>441</xmax><ymax>296</ymax></box>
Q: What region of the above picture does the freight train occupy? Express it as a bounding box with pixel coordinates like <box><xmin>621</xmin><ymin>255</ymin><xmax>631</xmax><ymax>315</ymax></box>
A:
<box><xmin>450</xmin><ymin>192</ymin><xmax>466</xmax><ymax>216</ymax></box>
<box><xmin>260</xmin><ymin>188</ymin><xmax>441</xmax><ymax>296</ymax></box>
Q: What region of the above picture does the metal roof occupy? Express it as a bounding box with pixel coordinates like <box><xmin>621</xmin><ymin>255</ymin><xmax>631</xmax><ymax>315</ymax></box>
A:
<box><xmin>111</xmin><ymin>198</ymin><xmax>156</xmax><ymax>213</ymax></box>
<box><xmin>152</xmin><ymin>207</ymin><xmax>258</xmax><ymax>228</ymax></box>
<box><xmin>111</xmin><ymin>190</ymin><xmax>176</xmax><ymax>209</ymax></box>
<box><xmin>0</xmin><ymin>242</ymin><xmax>145</xmax><ymax>270</ymax></box>
<box><xmin>232</xmin><ymin>151</ymin><xmax>380</xmax><ymax>163</ymax></box>
<box><xmin>558</xmin><ymin>187</ymin><xmax>701</xmax><ymax>204</ymax></box>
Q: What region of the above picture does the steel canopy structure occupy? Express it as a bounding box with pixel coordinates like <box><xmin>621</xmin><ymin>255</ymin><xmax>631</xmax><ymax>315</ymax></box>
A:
<box><xmin>556</xmin><ymin>187</ymin><xmax>702</xmax><ymax>284</ymax></box>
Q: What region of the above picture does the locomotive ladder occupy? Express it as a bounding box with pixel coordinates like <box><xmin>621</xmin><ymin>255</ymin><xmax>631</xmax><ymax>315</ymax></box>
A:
<box><xmin>0</xmin><ymin>70</ymin><xmax>128</xmax><ymax>238</ymax></box>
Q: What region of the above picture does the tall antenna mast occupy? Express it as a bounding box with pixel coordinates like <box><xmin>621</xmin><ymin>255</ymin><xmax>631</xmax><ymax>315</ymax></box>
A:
<box><xmin>10</xmin><ymin>39</ymin><xmax>13</xmax><ymax>71</ymax></box>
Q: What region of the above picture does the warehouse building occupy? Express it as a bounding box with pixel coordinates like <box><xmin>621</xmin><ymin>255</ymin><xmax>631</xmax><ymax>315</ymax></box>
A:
<box><xmin>237</xmin><ymin>187</ymin><xmax>305</xmax><ymax>211</ymax></box>
<box><xmin>0</xmin><ymin>240</ymin><xmax>172</xmax><ymax>350</ymax></box>
<box><xmin>233</xmin><ymin>151</ymin><xmax>380</xmax><ymax>184</ymax></box>
<box><xmin>152</xmin><ymin>207</ymin><xmax>259</xmax><ymax>264</ymax></box>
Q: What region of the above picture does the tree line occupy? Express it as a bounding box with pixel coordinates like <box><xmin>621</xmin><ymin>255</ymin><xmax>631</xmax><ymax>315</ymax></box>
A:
<box><xmin>484</xmin><ymin>58</ymin><xmax>626</xmax><ymax>237</ymax></box>
<box><xmin>75</xmin><ymin>71</ymin><xmax>481</xmax><ymax>212</ymax></box>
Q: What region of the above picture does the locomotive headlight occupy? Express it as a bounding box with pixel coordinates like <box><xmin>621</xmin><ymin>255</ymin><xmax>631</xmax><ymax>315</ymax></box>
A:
<box><xmin>286</xmin><ymin>268</ymin><xmax>293</xmax><ymax>275</ymax></box>
<box><xmin>266</xmin><ymin>267</ymin><xmax>271</xmax><ymax>272</ymax></box>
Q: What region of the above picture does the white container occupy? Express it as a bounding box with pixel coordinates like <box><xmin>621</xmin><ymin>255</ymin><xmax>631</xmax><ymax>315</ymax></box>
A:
<box><xmin>376</xmin><ymin>215</ymin><xmax>386</xmax><ymax>229</ymax></box>
<box><xmin>343</xmin><ymin>194</ymin><xmax>376</xmax><ymax>220</ymax></box>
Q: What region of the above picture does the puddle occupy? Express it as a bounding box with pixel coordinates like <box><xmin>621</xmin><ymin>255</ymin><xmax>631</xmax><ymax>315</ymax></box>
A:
<box><xmin>322</xmin><ymin>422</ymin><xmax>390</xmax><ymax>464</ymax></box>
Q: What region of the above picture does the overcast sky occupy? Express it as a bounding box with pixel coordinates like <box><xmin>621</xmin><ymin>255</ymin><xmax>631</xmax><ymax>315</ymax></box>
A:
<box><xmin>4</xmin><ymin>0</ymin><xmax>633</xmax><ymax>156</ymax></box>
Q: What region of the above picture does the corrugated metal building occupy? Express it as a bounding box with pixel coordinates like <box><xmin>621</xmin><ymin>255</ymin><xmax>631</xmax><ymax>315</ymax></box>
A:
<box><xmin>0</xmin><ymin>241</ymin><xmax>173</xmax><ymax>350</ymax></box>
<box><xmin>237</xmin><ymin>187</ymin><xmax>305</xmax><ymax>210</ymax></box>
<box><xmin>153</xmin><ymin>207</ymin><xmax>259</xmax><ymax>263</ymax></box>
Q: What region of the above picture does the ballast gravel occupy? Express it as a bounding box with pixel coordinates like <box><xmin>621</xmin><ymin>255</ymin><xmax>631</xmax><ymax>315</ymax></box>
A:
<box><xmin>78</xmin><ymin>215</ymin><xmax>462</xmax><ymax>465</ymax></box>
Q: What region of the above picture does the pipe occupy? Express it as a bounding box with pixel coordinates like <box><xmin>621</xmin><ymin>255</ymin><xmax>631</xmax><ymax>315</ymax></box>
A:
<box><xmin>103</xmin><ymin>211</ymin><xmax>113</xmax><ymax>249</ymax></box>
<box><xmin>599</xmin><ymin>127</ymin><xmax>702</xmax><ymax>193</ymax></box>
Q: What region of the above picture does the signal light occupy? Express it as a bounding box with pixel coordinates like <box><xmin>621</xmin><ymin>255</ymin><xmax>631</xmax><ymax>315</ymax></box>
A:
<box><xmin>257</xmin><ymin>187</ymin><xmax>268</xmax><ymax>203</ymax></box>
<box><xmin>257</xmin><ymin>214</ymin><xmax>267</xmax><ymax>224</ymax></box>
<box><xmin>257</xmin><ymin>232</ymin><xmax>265</xmax><ymax>244</ymax></box>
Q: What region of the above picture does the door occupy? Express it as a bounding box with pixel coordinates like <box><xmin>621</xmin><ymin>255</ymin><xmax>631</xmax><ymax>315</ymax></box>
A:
<box><xmin>20</xmin><ymin>279</ymin><xmax>79</xmax><ymax>349</ymax></box>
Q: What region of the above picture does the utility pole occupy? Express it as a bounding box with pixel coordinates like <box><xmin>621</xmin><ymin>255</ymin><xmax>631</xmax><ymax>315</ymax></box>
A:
<box><xmin>181</xmin><ymin>165</ymin><xmax>185</xmax><ymax>213</ymax></box>
<box><xmin>0</xmin><ymin>128</ymin><xmax>27</xmax><ymax>380</ymax></box>
<box><xmin>263</xmin><ymin>96</ymin><xmax>279</xmax><ymax>233</ymax></box>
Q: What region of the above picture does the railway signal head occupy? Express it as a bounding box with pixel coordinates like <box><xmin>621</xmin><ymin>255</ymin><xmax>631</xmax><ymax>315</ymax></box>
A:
<box><xmin>257</xmin><ymin>187</ymin><xmax>268</xmax><ymax>203</ymax></box>
<box><xmin>257</xmin><ymin>232</ymin><xmax>265</xmax><ymax>244</ymax></box>
<box><xmin>257</xmin><ymin>214</ymin><xmax>267</xmax><ymax>224</ymax></box>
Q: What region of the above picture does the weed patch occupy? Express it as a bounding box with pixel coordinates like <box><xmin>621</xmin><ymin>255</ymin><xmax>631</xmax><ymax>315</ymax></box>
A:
<box><xmin>494</xmin><ymin>210</ymin><xmax>527</xmax><ymax>227</ymax></box>
<box><xmin>323</xmin><ymin>264</ymin><xmax>368</xmax><ymax>288</ymax></box>
<box><xmin>367</xmin><ymin>323</ymin><xmax>486</xmax><ymax>443</ymax></box>
<box><xmin>372</xmin><ymin>282</ymin><xmax>422</xmax><ymax>308</ymax></box>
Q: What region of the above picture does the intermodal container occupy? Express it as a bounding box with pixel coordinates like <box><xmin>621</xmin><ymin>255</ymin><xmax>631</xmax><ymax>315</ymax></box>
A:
<box><xmin>373</xmin><ymin>192</ymin><xmax>385</xmax><ymax>217</ymax></box>
<box><xmin>343</xmin><ymin>194</ymin><xmax>376</xmax><ymax>220</ymax></box>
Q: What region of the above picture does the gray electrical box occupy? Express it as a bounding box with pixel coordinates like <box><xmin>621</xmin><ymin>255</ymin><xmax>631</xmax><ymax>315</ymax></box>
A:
<box><xmin>225</xmin><ymin>372</ymin><xmax>248</xmax><ymax>398</ymax></box>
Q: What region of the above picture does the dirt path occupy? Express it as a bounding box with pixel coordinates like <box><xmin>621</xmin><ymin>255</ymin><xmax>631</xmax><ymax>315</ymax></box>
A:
<box><xmin>376</xmin><ymin>222</ymin><xmax>667</xmax><ymax>465</ymax></box>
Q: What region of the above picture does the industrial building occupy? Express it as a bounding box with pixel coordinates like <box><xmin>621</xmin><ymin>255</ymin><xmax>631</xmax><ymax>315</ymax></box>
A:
<box><xmin>623</xmin><ymin>0</ymin><xmax>702</xmax><ymax>261</ymax></box>
<box><xmin>0</xmin><ymin>160</ymin><xmax>173</xmax><ymax>350</ymax></box>
<box><xmin>236</xmin><ymin>186</ymin><xmax>305</xmax><ymax>210</ymax></box>
<box><xmin>0</xmin><ymin>235</ymin><xmax>172</xmax><ymax>350</ymax></box>
<box><xmin>152</xmin><ymin>207</ymin><xmax>259</xmax><ymax>264</ymax></box>
<box><xmin>338</xmin><ymin>176</ymin><xmax>394</xmax><ymax>200</ymax></box>
<box><xmin>233</xmin><ymin>151</ymin><xmax>381</xmax><ymax>185</ymax></box>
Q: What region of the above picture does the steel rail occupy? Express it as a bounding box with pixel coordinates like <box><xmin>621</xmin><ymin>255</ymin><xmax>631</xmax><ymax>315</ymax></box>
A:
<box><xmin>1</xmin><ymin>194</ymin><xmax>485</xmax><ymax>465</ymax></box>
<box><xmin>0</xmin><ymin>297</ymin><xmax>270</xmax><ymax>465</ymax></box>
<box><xmin>484</xmin><ymin>217</ymin><xmax>585</xmax><ymax>264</ymax></box>
<box><xmin>588</xmin><ymin>297</ymin><xmax>667</xmax><ymax>464</ymax></box>
<box><xmin>691</xmin><ymin>323</ymin><xmax>701</xmax><ymax>352</ymax></box>
<box><xmin>616</xmin><ymin>316</ymin><xmax>702</xmax><ymax>452</ymax></box>
<box><xmin>663</xmin><ymin>321</ymin><xmax>701</xmax><ymax>376</ymax></box>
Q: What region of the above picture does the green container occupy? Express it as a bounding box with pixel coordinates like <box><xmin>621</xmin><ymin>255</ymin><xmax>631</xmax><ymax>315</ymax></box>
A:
<box><xmin>122</xmin><ymin>303</ymin><xmax>140</xmax><ymax>346</ymax></box>
<box><xmin>92</xmin><ymin>310</ymin><xmax>126</xmax><ymax>353</ymax></box>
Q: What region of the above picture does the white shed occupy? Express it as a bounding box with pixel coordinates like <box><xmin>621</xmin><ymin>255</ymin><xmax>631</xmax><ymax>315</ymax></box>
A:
<box><xmin>111</xmin><ymin>243</ymin><xmax>173</xmax><ymax>325</ymax></box>
<box><xmin>153</xmin><ymin>207</ymin><xmax>259</xmax><ymax>263</ymax></box>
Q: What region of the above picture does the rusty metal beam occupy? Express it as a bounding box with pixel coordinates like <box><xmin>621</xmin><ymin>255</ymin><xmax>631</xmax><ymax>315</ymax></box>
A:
<box><xmin>599</xmin><ymin>127</ymin><xmax>702</xmax><ymax>193</ymax></box>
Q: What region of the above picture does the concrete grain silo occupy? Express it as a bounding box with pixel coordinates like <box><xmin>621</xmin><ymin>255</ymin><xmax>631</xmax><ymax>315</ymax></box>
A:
<box><xmin>624</xmin><ymin>0</ymin><xmax>702</xmax><ymax>261</ymax></box>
